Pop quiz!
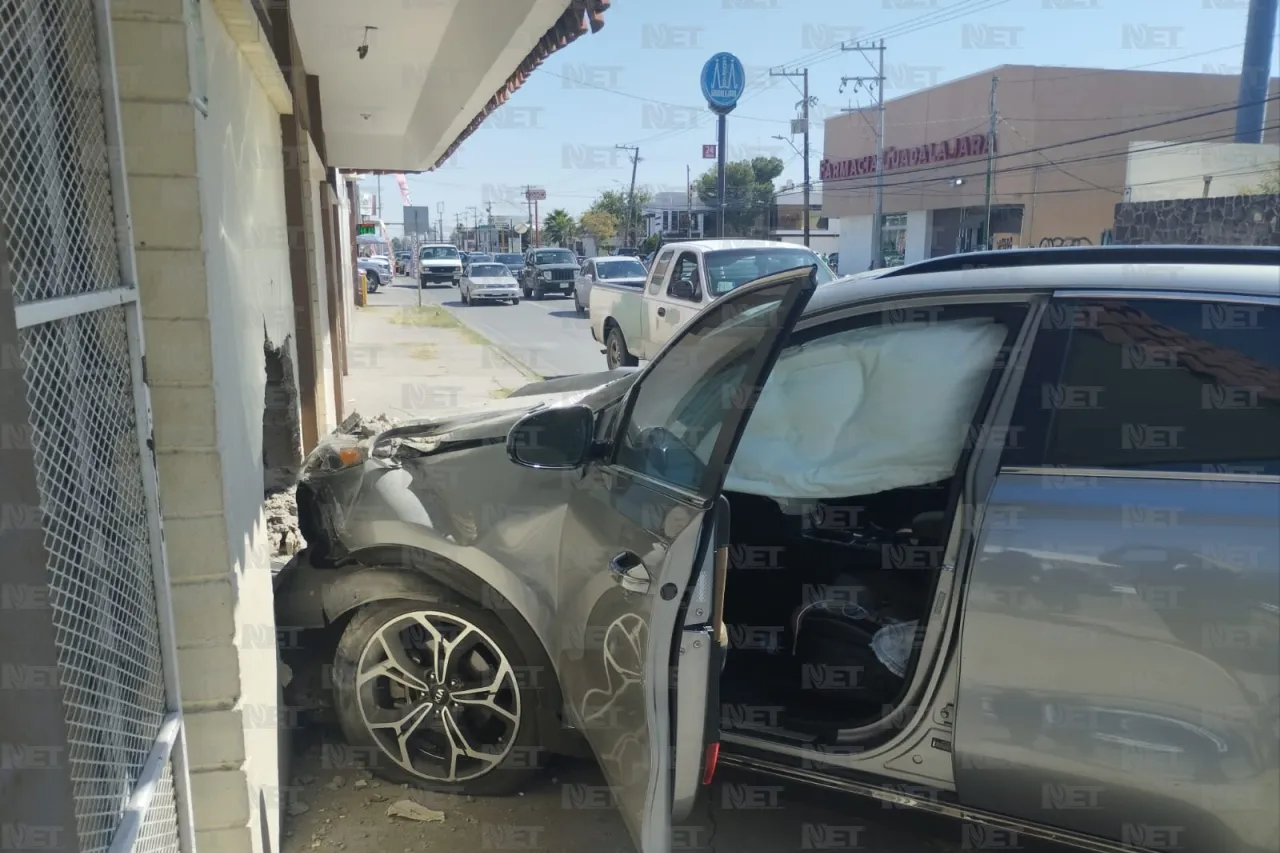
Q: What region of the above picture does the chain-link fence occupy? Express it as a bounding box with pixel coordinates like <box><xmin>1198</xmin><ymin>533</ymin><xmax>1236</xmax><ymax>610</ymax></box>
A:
<box><xmin>0</xmin><ymin>3</ymin><xmax>189</xmax><ymax>853</ymax></box>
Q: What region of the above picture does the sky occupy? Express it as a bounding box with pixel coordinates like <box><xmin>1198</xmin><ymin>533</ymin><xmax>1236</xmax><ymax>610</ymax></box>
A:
<box><xmin>358</xmin><ymin>0</ymin><xmax>1277</xmax><ymax>236</ymax></box>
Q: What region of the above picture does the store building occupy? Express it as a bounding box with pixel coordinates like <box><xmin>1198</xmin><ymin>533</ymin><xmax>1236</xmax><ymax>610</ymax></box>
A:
<box><xmin>771</xmin><ymin>184</ymin><xmax>840</xmax><ymax>254</ymax></box>
<box><xmin>821</xmin><ymin>65</ymin><xmax>1280</xmax><ymax>270</ymax></box>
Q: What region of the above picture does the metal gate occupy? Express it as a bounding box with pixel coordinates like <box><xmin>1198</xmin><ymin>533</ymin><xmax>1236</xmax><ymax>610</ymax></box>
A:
<box><xmin>0</xmin><ymin>3</ymin><xmax>194</xmax><ymax>853</ymax></box>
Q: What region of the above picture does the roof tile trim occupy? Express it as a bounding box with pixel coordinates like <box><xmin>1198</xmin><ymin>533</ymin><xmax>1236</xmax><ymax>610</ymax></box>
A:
<box><xmin>430</xmin><ymin>0</ymin><xmax>609</xmax><ymax>172</ymax></box>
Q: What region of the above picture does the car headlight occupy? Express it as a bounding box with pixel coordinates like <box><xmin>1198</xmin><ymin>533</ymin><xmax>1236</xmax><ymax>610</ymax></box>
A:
<box><xmin>541</xmin><ymin>271</ymin><xmax>552</xmax><ymax>280</ymax></box>
<box><xmin>300</xmin><ymin>435</ymin><xmax>367</xmax><ymax>478</ymax></box>
<box><xmin>420</xmin><ymin>260</ymin><xmax>428</xmax><ymax>268</ymax></box>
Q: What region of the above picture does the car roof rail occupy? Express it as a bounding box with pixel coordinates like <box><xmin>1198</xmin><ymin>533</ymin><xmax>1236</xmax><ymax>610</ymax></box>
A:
<box><xmin>876</xmin><ymin>245</ymin><xmax>1280</xmax><ymax>277</ymax></box>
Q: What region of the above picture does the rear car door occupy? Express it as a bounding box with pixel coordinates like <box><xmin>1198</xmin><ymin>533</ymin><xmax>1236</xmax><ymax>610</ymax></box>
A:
<box><xmin>557</xmin><ymin>268</ymin><xmax>818</xmax><ymax>853</ymax></box>
<box><xmin>954</xmin><ymin>294</ymin><xmax>1280</xmax><ymax>853</ymax></box>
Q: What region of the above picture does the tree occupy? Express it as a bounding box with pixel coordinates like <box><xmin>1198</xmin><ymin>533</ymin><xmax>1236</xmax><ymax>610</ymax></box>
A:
<box><xmin>541</xmin><ymin>209</ymin><xmax>576</xmax><ymax>246</ymax></box>
<box><xmin>638</xmin><ymin>233</ymin><xmax>660</xmax><ymax>254</ymax></box>
<box><xmin>586</xmin><ymin>187</ymin><xmax>653</xmax><ymax>245</ymax></box>
<box><xmin>1244</xmin><ymin>167</ymin><xmax>1280</xmax><ymax>195</ymax></box>
<box><xmin>695</xmin><ymin>156</ymin><xmax>785</xmax><ymax>237</ymax></box>
<box><xmin>579</xmin><ymin>209</ymin><xmax>618</xmax><ymax>243</ymax></box>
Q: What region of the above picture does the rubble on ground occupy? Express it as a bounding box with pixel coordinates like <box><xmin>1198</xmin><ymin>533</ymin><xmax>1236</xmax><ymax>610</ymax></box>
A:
<box><xmin>266</xmin><ymin>412</ymin><xmax>403</xmax><ymax>558</ymax></box>
<box><xmin>336</xmin><ymin>410</ymin><xmax>402</xmax><ymax>438</ymax></box>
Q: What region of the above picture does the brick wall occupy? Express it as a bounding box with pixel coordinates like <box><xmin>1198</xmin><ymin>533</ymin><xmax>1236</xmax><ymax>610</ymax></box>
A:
<box><xmin>1113</xmin><ymin>194</ymin><xmax>1280</xmax><ymax>246</ymax></box>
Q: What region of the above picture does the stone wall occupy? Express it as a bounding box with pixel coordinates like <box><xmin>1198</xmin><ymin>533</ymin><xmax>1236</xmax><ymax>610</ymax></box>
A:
<box><xmin>1113</xmin><ymin>194</ymin><xmax>1280</xmax><ymax>246</ymax></box>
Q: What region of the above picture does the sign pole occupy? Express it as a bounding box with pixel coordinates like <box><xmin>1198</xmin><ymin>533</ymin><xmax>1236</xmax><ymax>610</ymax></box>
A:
<box><xmin>716</xmin><ymin>113</ymin><xmax>727</xmax><ymax>238</ymax></box>
<box><xmin>700</xmin><ymin>52</ymin><xmax>745</xmax><ymax>242</ymax></box>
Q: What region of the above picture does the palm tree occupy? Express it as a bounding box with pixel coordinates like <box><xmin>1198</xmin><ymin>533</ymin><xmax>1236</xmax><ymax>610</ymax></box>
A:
<box><xmin>541</xmin><ymin>209</ymin><xmax>576</xmax><ymax>247</ymax></box>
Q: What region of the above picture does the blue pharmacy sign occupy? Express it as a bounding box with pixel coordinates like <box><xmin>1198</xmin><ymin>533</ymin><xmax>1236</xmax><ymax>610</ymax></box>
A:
<box><xmin>700</xmin><ymin>52</ymin><xmax>745</xmax><ymax>114</ymax></box>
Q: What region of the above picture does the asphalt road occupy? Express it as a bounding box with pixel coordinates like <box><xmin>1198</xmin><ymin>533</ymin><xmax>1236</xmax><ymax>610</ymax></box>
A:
<box><xmin>375</xmin><ymin>276</ymin><xmax>608</xmax><ymax>378</ymax></box>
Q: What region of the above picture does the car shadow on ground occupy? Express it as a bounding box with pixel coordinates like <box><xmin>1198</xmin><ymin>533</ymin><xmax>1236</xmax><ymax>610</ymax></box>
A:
<box><xmin>545</xmin><ymin>309</ymin><xmax>586</xmax><ymax>319</ymax></box>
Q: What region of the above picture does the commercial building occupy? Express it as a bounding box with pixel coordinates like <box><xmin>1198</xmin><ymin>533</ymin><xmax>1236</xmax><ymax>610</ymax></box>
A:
<box><xmin>1</xmin><ymin>4</ymin><xmax>607</xmax><ymax>853</ymax></box>
<box><xmin>771</xmin><ymin>184</ymin><xmax>839</xmax><ymax>254</ymax></box>
<box><xmin>822</xmin><ymin>65</ymin><xmax>1280</xmax><ymax>270</ymax></box>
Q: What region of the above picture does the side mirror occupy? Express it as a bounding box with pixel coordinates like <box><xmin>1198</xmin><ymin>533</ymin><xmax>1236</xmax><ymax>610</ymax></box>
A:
<box><xmin>670</xmin><ymin>278</ymin><xmax>697</xmax><ymax>300</ymax></box>
<box><xmin>507</xmin><ymin>405</ymin><xmax>594</xmax><ymax>469</ymax></box>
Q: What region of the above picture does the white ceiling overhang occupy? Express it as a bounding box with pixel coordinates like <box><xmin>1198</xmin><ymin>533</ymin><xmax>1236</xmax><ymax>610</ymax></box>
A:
<box><xmin>292</xmin><ymin>0</ymin><xmax>608</xmax><ymax>172</ymax></box>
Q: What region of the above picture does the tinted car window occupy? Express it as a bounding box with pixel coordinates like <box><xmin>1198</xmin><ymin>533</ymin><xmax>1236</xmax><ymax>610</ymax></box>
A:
<box><xmin>495</xmin><ymin>253</ymin><xmax>523</xmax><ymax>267</ymax></box>
<box><xmin>533</xmin><ymin>249</ymin><xmax>576</xmax><ymax>264</ymax></box>
<box><xmin>420</xmin><ymin>246</ymin><xmax>459</xmax><ymax>260</ymax></box>
<box><xmin>1006</xmin><ymin>299</ymin><xmax>1280</xmax><ymax>474</ymax></box>
<box><xmin>596</xmin><ymin>259</ymin><xmax>647</xmax><ymax>280</ymax></box>
<box><xmin>467</xmin><ymin>264</ymin><xmax>509</xmax><ymax>277</ymax></box>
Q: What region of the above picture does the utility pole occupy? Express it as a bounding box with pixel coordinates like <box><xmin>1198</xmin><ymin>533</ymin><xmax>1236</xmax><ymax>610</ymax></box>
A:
<box><xmin>983</xmin><ymin>75</ymin><xmax>999</xmax><ymax>251</ymax></box>
<box><xmin>525</xmin><ymin>187</ymin><xmax>533</xmax><ymax>250</ymax></box>
<box><xmin>485</xmin><ymin>201</ymin><xmax>493</xmax><ymax>252</ymax></box>
<box><xmin>841</xmin><ymin>39</ymin><xmax>886</xmax><ymax>267</ymax></box>
<box><xmin>436</xmin><ymin>201</ymin><xmax>444</xmax><ymax>244</ymax></box>
<box><xmin>375</xmin><ymin>174</ymin><xmax>382</xmax><ymax>218</ymax></box>
<box><xmin>617</xmin><ymin>144</ymin><xmax>640</xmax><ymax>247</ymax></box>
<box><xmin>686</xmin><ymin>164</ymin><xmax>692</xmax><ymax>238</ymax></box>
<box><xmin>771</xmin><ymin>67</ymin><xmax>812</xmax><ymax>247</ymax></box>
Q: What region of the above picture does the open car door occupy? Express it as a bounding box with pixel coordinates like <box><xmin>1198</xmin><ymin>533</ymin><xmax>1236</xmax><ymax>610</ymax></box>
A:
<box><xmin>554</xmin><ymin>267</ymin><xmax>818</xmax><ymax>853</ymax></box>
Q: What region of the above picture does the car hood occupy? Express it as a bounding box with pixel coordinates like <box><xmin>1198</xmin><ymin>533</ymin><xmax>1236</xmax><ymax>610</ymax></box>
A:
<box><xmin>367</xmin><ymin>372</ymin><xmax>633</xmax><ymax>456</ymax></box>
<box><xmin>532</xmin><ymin>263</ymin><xmax>580</xmax><ymax>270</ymax></box>
<box><xmin>422</xmin><ymin>257</ymin><xmax>462</xmax><ymax>265</ymax></box>
<box><xmin>468</xmin><ymin>276</ymin><xmax>517</xmax><ymax>285</ymax></box>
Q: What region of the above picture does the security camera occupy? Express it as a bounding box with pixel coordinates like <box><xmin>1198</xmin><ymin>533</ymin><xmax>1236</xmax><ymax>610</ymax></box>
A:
<box><xmin>357</xmin><ymin>44</ymin><xmax>368</xmax><ymax>60</ymax></box>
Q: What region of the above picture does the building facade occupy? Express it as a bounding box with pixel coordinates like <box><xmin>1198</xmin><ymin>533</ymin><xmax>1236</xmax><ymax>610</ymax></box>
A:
<box><xmin>771</xmin><ymin>185</ymin><xmax>839</xmax><ymax>254</ymax></box>
<box><xmin>822</xmin><ymin>65</ymin><xmax>1280</xmax><ymax>270</ymax></box>
<box><xmin>642</xmin><ymin>190</ymin><xmax>711</xmax><ymax>241</ymax></box>
<box><xmin>0</xmin><ymin>5</ymin><xmax>607</xmax><ymax>853</ymax></box>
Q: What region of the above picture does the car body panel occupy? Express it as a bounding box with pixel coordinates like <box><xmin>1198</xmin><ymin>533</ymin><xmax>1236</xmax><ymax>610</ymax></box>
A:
<box><xmin>955</xmin><ymin>471</ymin><xmax>1280</xmax><ymax>853</ymax></box>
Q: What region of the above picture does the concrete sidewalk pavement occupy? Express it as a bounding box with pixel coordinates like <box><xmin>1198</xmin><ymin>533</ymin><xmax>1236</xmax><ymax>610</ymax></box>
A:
<box><xmin>343</xmin><ymin>302</ymin><xmax>538</xmax><ymax>421</ymax></box>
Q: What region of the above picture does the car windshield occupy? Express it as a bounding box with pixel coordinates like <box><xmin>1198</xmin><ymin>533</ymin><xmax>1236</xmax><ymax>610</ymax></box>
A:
<box><xmin>468</xmin><ymin>264</ymin><xmax>509</xmax><ymax>278</ymax></box>
<box><xmin>596</xmin><ymin>259</ymin><xmax>647</xmax><ymax>279</ymax></box>
<box><xmin>533</xmin><ymin>250</ymin><xmax>575</xmax><ymax>264</ymax></box>
<box><xmin>703</xmin><ymin>248</ymin><xmax>834</xmax><ymax>295</ymax></box>
<box><xmin>420</xmin><ymin>246</ymin><xmax>459</xmax><ymax>260</ymax></box>
<box><xmin>495</xmin><ymin>254</ymin><xmax>523</xmax><ymax>266</ymax></box>
<box><xmin>469</xmin><ymin>254</ymin><xmax>493</xmax><ymax>263</ymax></box>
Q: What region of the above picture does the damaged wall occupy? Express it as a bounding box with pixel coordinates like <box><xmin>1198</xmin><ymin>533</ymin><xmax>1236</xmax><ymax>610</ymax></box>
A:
<box><xmin>190</xmin><ymin>4</ymin><xmax>297</xmax><ymax>853</ymax></box>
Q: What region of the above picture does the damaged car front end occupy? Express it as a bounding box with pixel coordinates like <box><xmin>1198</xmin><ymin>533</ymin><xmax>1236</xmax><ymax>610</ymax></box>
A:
<box><xmin>272</xmin><ymin>368</ymin><xmax>639</xmax><ymax>790</ymax></box>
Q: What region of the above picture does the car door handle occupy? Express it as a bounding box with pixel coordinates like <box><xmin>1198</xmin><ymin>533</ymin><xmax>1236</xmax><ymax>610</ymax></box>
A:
<box><xmin>609</xmin><ymin>551</ymin><xmax>651</xmax><ymax>594</ymax></box>
<box><xmin>656</xmin><ymin>307</ymin><xmax>666</xmax><ymax>317</ymax></box>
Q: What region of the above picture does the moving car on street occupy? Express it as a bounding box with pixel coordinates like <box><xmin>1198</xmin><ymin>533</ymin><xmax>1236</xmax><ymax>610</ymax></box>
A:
<box><xmin>589</xmin><ymin>239</ymin><xmax>836</xmax><ymax>369</ymax></box>
<box><xmin>356</xmin><ymin>256</ymin><xmax>391</xmax><ymax>292</ymax></box>
<box><xmin>520</xmin><ymin>247</ymin><xmax>579</xmax><ymax>300</ymax></box>
<box><xmin>494</xmin><ymin>252</ymin><xmax>524</xmax><ymax>276</ymax></box>
<box><xmin>460</xmin><ymin>262</ymin><xmax>520</xmax><ymax>305</ymax></box>
<box><xmin>419</xmin><ymin>244</ymin><xmax>463</xmax><ymax>288</ymax></box>
<box><xmin>573</xmin><ymin>255</ymin><xmax>648</xmax><ymax>316</ymax></box>
<box><xmin>275</xmin><ymin>244</ymin><xmax>1280</xmax><ymax>853</ymax></box>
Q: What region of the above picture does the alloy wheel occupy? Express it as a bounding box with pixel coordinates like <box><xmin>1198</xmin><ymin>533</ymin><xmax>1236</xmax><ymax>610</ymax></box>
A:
<box><xmin>355</xmin><ymin>610</ymin><xmax>521</xmax><ymax>783</ymax></box>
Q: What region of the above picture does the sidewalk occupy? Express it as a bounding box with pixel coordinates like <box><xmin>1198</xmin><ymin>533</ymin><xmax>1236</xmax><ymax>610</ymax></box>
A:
<box><xmin>343</xmin><ymin>304</ymin><xmax>537</xmax><ymax>421</ymax></box>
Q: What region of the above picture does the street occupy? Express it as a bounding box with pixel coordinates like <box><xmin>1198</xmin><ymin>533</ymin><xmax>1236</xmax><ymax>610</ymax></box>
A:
<box><xmin>373</xmin><ymin>275</ymin><xmax>608</xmax><ymax>379</ymax></box>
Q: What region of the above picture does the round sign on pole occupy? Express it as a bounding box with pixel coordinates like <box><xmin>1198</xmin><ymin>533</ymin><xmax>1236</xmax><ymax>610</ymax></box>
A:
<box><xmin>700</xmin><ymin>52</ymin><xmax>745</xmax><ymax>114</ymax></box>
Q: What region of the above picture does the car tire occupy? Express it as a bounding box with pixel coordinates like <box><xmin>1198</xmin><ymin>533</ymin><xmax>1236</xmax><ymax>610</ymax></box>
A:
<box><xmin>605</xmin><ymin>325</ymin><xmax>637</xmax><ymax>370</ymax></box>
<box><xmin>419</xmin><ymin>276</ymin><xmax>427</xmax><ymax>289</ymax></box>
<box><xmin>511</xmin><ymin>298</ymin><xmax>520</xmax><ymax>305</ymax></box>
<box><xmin>331</xmin><ymin>598</ymin><xmax>542</xmax><ymax>796</ymax></box>
<box><xmin>572</xmin><ymin>291</ymin><xmax>585</xmax><ymax>316</ymax></box>
<box><xmin>366</xmin><ymin>272</ymin><xmax>380</xmax><ymax>293</ymax></box>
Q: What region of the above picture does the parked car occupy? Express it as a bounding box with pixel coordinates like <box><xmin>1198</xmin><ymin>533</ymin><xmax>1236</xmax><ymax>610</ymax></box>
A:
<box><xmin>419</xmin><ymin>244</ymin><xmax>463</xmax><ymax>288</ymax></box>
<box><xmin>589</xmin><ymin>239</ymin><xmax>837</xmax><ymax>369</ymax></box>
<box><xmin>356</xmin><ymin>256</ymin><xmax>390</xmax><ymax>292</ymax></box>
<box><xmin>494</xmin><ymin>252</ymin><xmax>524</xmax><ymax>276</ymax></box>
<box><xmin>394</xmin><ymin>252</ymin><xmax>412</xmax><ymax>275</ymax></box>
<box><xmin>460</xmin><ymin>262</ymin><xmax>520</xmax><ymax>305</ymax></box>
<box><xmin>468</xmin><ymin>253</ymin><xmax>494</xmax><ymax>264</ymax></box>
<box><xmin>573</xmin><ymin>255</ymin><xmax>647</xmax><ymax>317</ymax></box>
<box><xmin>827</xmin><ymin>251</ymin><xmax>839</xmax><ymax>274</ymax></box>
<box><xmin>520</xmin><ymin>247</ymin><xmax>579</xmax><ymax>300</ymax></box>
<box><xmin>275</xmin><ymin>244</ymin><xmax>1280</xmax><ymax>853</ymax></box>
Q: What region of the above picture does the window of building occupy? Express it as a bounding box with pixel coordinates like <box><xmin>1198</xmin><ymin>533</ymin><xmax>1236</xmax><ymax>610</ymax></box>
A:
<box><xmin>1005</xmin><ymin>299</ymin><xmax>1280</xmax><ymax>474</ymax></box>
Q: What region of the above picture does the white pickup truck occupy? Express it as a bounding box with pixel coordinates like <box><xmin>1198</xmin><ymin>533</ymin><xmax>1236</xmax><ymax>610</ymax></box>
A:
<box><xmin>588</xmin><ymin>239</ymin><xmax>837</xmax><ymax>369</ymax></box>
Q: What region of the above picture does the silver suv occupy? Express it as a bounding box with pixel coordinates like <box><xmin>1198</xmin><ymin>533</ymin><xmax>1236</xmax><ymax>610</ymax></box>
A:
<box><xmin>276</xmin><ymin>246</ymin><xmax>1279</xmax><ymax>853</ymax></box>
